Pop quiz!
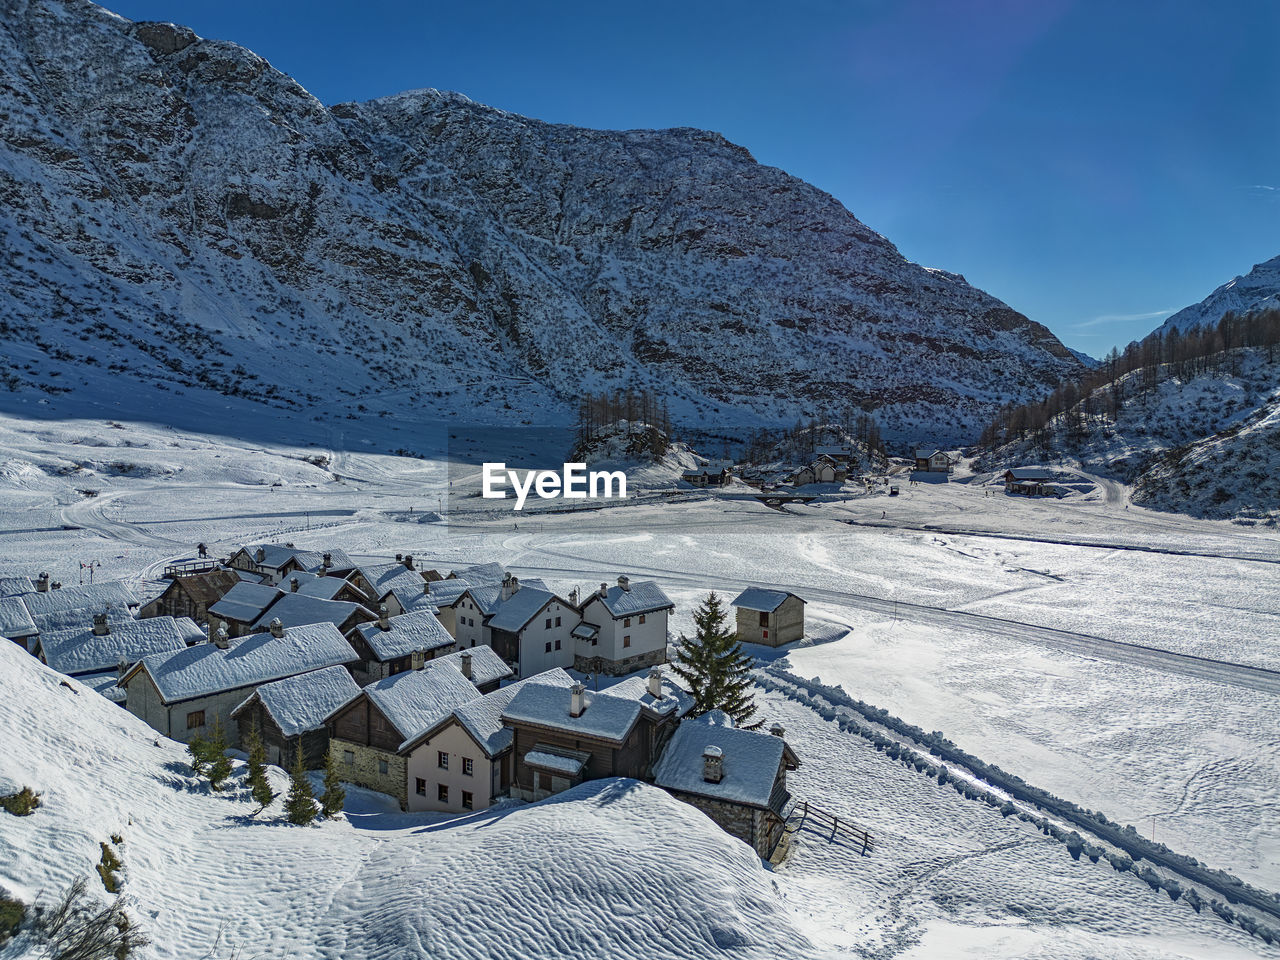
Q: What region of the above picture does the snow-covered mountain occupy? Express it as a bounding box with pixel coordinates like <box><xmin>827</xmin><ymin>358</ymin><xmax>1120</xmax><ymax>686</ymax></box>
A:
<box><xmin>0</xmin><ymin>0</ymin><xmax>1082</xmax><ymax>442</ymax></box>
<box><xmin>1156</xmin><ymin>254</ymin><xmax>1280</xmax><ymax>336</ymax></box>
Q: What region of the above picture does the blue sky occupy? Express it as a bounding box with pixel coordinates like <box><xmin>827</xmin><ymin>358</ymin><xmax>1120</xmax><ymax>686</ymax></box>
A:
<box><xmin>107</xmin><ymin>0</ymin><xmax>1279</xmax><ymax>358</ymax></box>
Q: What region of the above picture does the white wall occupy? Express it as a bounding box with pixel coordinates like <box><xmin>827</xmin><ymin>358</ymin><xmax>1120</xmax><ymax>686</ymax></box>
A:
<box><xmin>516</xmin><ymin>599</ymin><xmax>578</xmax><ymax>677</ymax></box>
<box><xmin>404</xmin><ymin>721</ymin><xmax>496</xmax><ymax>813</ymax></box>
<box><xmin>579</xmin><ymin>596</ymin><xmax>668</xmax><ymax>665</ymax></box>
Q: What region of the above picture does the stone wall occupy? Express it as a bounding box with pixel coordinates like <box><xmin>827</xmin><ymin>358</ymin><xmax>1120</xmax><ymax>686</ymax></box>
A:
<box><xmin>665</xmin><ymin>790</ymin><xmax>780</xmax><ymax>859</ymax></box>
<box><xmin>574</xmin><ymin>644</ymin><xmax>666</xmax><ymax>677</ymax></box>
<box><xmin>331</xmin><ymin>738</ymin><xmax>407</xmax><ymax>808</ymax></box>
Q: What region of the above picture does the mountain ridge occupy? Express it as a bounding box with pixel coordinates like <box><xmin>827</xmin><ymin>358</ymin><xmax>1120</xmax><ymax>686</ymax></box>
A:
<box><xmin>0</xmin><ymin>0</ymin><xmax>1083</xmax><ymax>442</ymax></box>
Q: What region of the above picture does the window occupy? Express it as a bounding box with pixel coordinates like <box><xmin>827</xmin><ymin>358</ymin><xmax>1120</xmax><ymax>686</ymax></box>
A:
<box><xmin>378</xmin><ymin>758</ymin><xmax>389</xmax><ymax>776</ymax></box>
<box><xmin>343</xmin><ymin>750</ymin><xmax>354</xmax><ymax>767</ymax></box>
<box><xmin>463</xmin><ymin>757</ymin><xmax>474</xmax><ymax>776</ymax></box>
<box><xmin>623</xmin><ymin>617</ymin><xmax>631</xmax><ymax>627</ymax></box>
<box><xmin>758</xmin><ymin>611</ymin><xmax>769</xmax><ymax>627</ymax></box>
<box><xmin>438</xmin><ymin>784</ymin><xmax>449</xmax><ymax>803</ymax></box>
<box><xmin>592</xmin><ymin>637</ymin><xmax>598</xmax><ymax>646</ymax></box>
<box><xmin>639</xmin><ymin>614</ymin><xmax>646</xmax><ymax>625</ymax></box>
<box><xmin>545</xmin><ymin>618</ymin><xmax>552</xmax><ymax>629</ymax></box>
<box><xmin>554</xmin><ymin>639</ymin><xmax>561</xmax><ymax>651</ymax></box>
<box><xmin>462</xmin><ymin>790</ymin><xmax>473</xmax><ymax>810</ymax></box>
<box><xmin>555</xmin><ymin>616</ymin><xmax>561</xmax><ymax>627</ymax></box>
<box><xmin>416</xmin><ymin>778</ymin><xmax>426</xmax><ymax>796</ymax></box>
<box><xmin>763</xmin><ymin>629</ymin><xmax>769</xmax><ymax>639</ymax></box>
<box><xmin>623</xmin><ymin>634</ymin><xmax>631</xmax><ymax>648</ymax></box>
<box><xmin>537</xmin><ymin>771</ymin><xmax>551</xmax><ymax>791</ymax></box>
<box><xmin>437</xmin><ymin>750</ymin><xmax>448</xmax><ymax>770</ymax></box>
<box><xmin>545</xmin><ymin>641</ymin><xmax>552</xmax><ymax>653</ymax></box>
<box><xmin>186</xmin><ymin>710</ymin><xmax>205</xmax><ymax>730</ymax></box>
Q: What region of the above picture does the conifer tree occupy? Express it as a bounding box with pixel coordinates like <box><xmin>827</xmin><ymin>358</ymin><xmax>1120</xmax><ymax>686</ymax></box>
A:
<box><xmin>284</xmin><ymin>743</ymin><xmax>317</xmax><ymax>826</ymax></box>
<box><xmin>187</xmin><ymin>731</ymin><xmax>210</xmax><ymax>777</ymax></box>
<box><xmin>206</xmin><ymin>716</ymin><xmax>233</xmax><ymax>791</ymax></box>
<box><xmin>319</xmin><ymin>748</ymin><xmax>345</xmax><ymax>818</ymax></box>
<box><xmin>671</xmin><ymin>592</ymin><xmax>761</xmax><ymax>728</ymax></box>
<box><xmin>244</xmin><ymin>722</ymin><xmax>277</xmax><ymax>813</ymax></box>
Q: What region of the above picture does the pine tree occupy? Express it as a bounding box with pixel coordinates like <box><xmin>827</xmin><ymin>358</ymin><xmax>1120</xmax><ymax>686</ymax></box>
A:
<box><xmin>671</xmin><ymin>592</ymin><xmax>761</xmax><ymax>729</ymax></box>
<box><xmin>284</xmin><ymin>743</ymin><xmax>317</xmax><ymax>826</ymax></box>
<box><xmin>319</xmin><ymin>748</ymin><xmax>345</xmax><ymax>818</ymax></box>
<box><xmin>244</xmin><ymin>722</ymin><xmax>277</xmax><ymax>813</ymax></box>
<box><xmin>187</xmin><ymin>731</ymin><xmax>210</xmax><ymax>777</ymax></box>
<box><xmin>206</xmin><ymin>716</ymin><xmax>233</xmax><ymax>790</ymax></box>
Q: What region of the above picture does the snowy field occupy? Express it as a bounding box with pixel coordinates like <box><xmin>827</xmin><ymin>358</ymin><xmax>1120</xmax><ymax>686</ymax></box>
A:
<box><xmin>1</xmin><ymin>405</ymin><xmax>1279</xmax><ymax>958</ymax></box>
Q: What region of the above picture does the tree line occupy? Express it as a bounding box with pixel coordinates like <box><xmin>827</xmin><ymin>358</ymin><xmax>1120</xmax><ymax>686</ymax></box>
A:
<box><xmin>979</xmin><ymin>308</ymin><xmax>1280</xmax><ymax>448</ymax></box>
<box><xmin>573</xmin><ymin>388</ymin><xmax>673</xmax><ymax>457</ymax></box>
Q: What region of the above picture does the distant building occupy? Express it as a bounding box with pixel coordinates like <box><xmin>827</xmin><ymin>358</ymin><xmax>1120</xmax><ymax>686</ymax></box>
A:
<box><xmin>225</xmin><ymin>544</ymin><xmax>355</xmax><ymax>586</ymax></box>
<box><xmin>1002</xmin><ymin>468</ymin><xmax>1054</xmax><ymax>496</ymax></box>
<box><xmin>347</xmin><ymin>609</ymin><xmax>456</xmax><ymax>684</ymax></box>
<box><xmin>914</xmin><ymin>450</ymin><xmax>954</xmax><ymax>473</ymax></box>
<box><xmin>206</xmin><ymin>581</ymin><xmax>283</xmax><ymax>638</ymax></box>
<box><xmin>139</xmin><ymin>569</ymin><xmax>241</xmax><ymax>624</ymax></box>
<box><xmin>731</xmin><ymin>588</ymin><xmax>805</xmax><ymax>647</ymax></box>
<box><xmin>682</xmin><ymin>462</ymin><xmax>732</xmax><ymax>487</ymax></box>
<box><xmin>654</xmin><ymin>717</ymin><xmax>800</xmax><ymax>859</ymax></box>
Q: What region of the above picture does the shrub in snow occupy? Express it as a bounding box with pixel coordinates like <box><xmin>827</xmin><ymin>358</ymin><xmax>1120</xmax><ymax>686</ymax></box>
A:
<box><xmin>0</xmin><ymin>785</ymin><xmax>41</xmax><ymax>816</ymax></box>
<box><xmin>999</xmin><ymin>801</ymin><xmax>1015</xmax><ymax>818</ymax></box>
<box><xmin>31</xmin><ymin>877</ymin><xmax>149</xmax><ymax>959</ymax></box>
<box><xmin>244</xmin><ymin>724</ymin><xmax>277</xmax><ymax>814</ymax></box>
<box><xmin>205</xmin><ymin>718</ymin><xmax>233</xmax><ymax>791</ymax></box>
<box><xmin>1106</xmin><ymin>852</ymin><xmax>1133</xmax><ymax>873</ymax></box>
<box><xmin>320</xmin><ymin>750</ymin><xmax>345</xmax><ymax>819</ymax></box>
<box><xmin>0</xmin><ymin>892</ymin><xmax>24</xmax><ymax>947</ymax></box>
<box><xmin>96</xmin><ymin>840</ymin><xmax>124</xmax><ymax>894</ymax></box>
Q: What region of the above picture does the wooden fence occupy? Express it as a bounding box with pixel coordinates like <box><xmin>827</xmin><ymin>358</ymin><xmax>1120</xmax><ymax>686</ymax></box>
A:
<box><xmin>790</xmin><ymin>799</ymin><xmax>874</xmax><ymax>856</ymax></box>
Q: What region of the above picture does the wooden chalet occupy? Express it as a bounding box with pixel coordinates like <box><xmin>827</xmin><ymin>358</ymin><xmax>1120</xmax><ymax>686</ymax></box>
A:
<box><xmin>231</xmin><ymin>665</ymin><xmax>360</xmax><ymax>767</ymax></box>
<box><xmin>139</xmin><ymin>568</ymin><xmax>241</xmax><ymax>623</ymax></box>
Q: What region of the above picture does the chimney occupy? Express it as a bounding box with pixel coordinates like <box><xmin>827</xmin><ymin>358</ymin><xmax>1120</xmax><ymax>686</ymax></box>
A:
<box><xmin>460</xmin><ymin>651</ymin><xmax>472</xmax><ymax>680</ymax></box>
<box><xmin>617</xmin><ymin>575</ymin><xmax>630</xmax><ymax>592</ymax></box>
<box><xmin>269</xmin><ymin>617</ymin><xmax>284</xmax><ymax>639</ymax></box>
<box><xmin>501</xmin><ymin>574</ymin><xmax>516</xmax><ymax>602</ymax></box>
<box><xmin>404</xmin><ymin>554</ymin><xmax>414</xmax><ymax>570</ymax></box>
<box><xmin>36</xmin><ymin>572</ymin><xmax>49</xmax><ymax>593</ymax></box>
<box><xmin>213</xmin><ymin>623</ymin><xmax>230</xmax><ymax>649</ymax></box>
<box><xmin>598</xmin><ymin>582</ymin><xmax>608</xmax><ymax>598</ymax></box>
<box><xmin>320</xmin><ymin>552</ymin><xmax>331</xmax><ymax>575</ymax></box>
<box><xmin>254</xmin><ymin>547</ymin><xmax>265</xmax><ymax>563</ymax></box>
<box><xmin>647</xmin><ymin>667</ymin><xmax>663</xmax><ymax>699</ymax></box>
<box><xmin>289</xmin><ymin>576</ymin><xmax>300</xmax><ymax>592</ymax></box>
<box><xmin>569</xmin><ymin>682</ymin><xmax>586</xmax><ymax>718</ymax></box>
<box><xmin>92</xmin><ymin>612</ymin><xmax>110</xmax><ymax>636</ymax></box>
<box><xmin>396</xmin><ymin>553</ymin><xmax>404</xmax><ymax>562</ymax></box>
<box><xmin>411</xmin><ymin>650</ymin><xmax>425</xmax><ymax>670</ymax></box>
<box><xmin>770</xmin><ymin>723</ymin><xmax>786</xmax><ymax>738</ymax></box>
<box><xmin>51</xmin><ymin>581</ymin><xmax>61</xmax><ymax>590</ymax></box>
<box><xmin>208</xmin><ymin>618</ymin><xmax>223</xmax><ymax>642</ymax></box>
<box><xmin>116</xmin><ymin>658</ymin><xmax>128</xmax><ymax>681</ymax></box>
<box><xmin>378</xmin><ymin>604</ymin><xmax>390</xmax><ymax>630</ymax></box>
<box><xmin>702</xmin><ymin>745</ymin><xmax>724</xmax><ymax>783</ymax></box>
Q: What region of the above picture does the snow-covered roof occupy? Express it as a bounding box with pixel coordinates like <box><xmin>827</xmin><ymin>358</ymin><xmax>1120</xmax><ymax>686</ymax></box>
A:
<box><xmin>571</xmin><ymin>622</ymin><xmax>598</xmax><ymax>641</ymax></box>
<box><xmin>586</xmin><ymin>580</ymin><xmax>674</xmax><ymax>619</ymax></box>
<box><xmin>237</xmin><ymin>544</ymin><xmax>354</xmax><ymax>574</ymax></box>
<box><xmin>427</xmin><ymin>579</ymin><xmax>471</xmax><ymax>606</ymax></box>
<box><xmin>250</xmin><ymin>592</ymin><xmax>373</xmax><ymax>631</ymax></box>
<box><xmin>731</xmin><ymin>588</ymin><xmax>802</xmax><ymax>613</ymax></box>
<box><xmin>0</xmin><ymin>577</ymin><xmax>35</xmax><ymax>598</ymax></box>
<box><xmin>436</xmin><ymin>669</ymin><xmax>576</xmax><ymax>758</ymax></box>
<box><xmin>915</xmin><ymin>449</ymin><xmax>942</xmax><ymax>459</ymax></box>
<box><xmin>1005</xmin><ymin>467</ymin><xmax>1053</xmax><ymax>481</ymax></box>
<box><xmin>0</xmin><ymin>597</ymin><xmax>37</xmax><ymax>639</ymax></box>
<box><xmin>173</xmin><ymin>617</ymin><xmax>206</xmax><ymax>644</ymax></box>
<box><xmin>433</xmin><ymin>644</ymin><xmax>512</xmax><ymax>687</ymax></box>
<box><xmin>503</xmin><ymin>683</ymin><xmax>643</xmax><ymax>744</ymax></box>
<box><xmin>486</xmin><ymin>586</ymin><xmax>558</xmax><ymax>633</ymax></box>
<box><xmin>127</xmin><ymin>623</ymin><xmax>358</xmax><ymax>703</ymax></box>
<box><xmin>22</xmin><ymin>582</ymin><xmax>138</xmax><ymax>625</ymax></box>
<box><xmin>449</xmin><ymin>562</ymin><xmax>506</xmax><ymax>585</ymax></box>
<box><xmin>397</xmin><ymin>592</ymin><xmax>439</xmax><ymax>616</ymax></box>
<box><xmin>39</xmin><ymin>616</ymin><xmax>192</xmax><ymax>676</ymax></box>
<box><xmin>600</xmin><ymin>673</ymin><xmax>695</xmax><ymax>720</ymax></box>
<box><xmin>208</xmin><ymin>582</ymin><xmax>282</xmax><ymax>624</ymax></box>
<box><xmin>344</xmin><ymin>663</ymin><xmax>479</xmax><ymax>743</ymax></box>
<box><xmin>523</xmin><ymin>748</ymin><xmax>588</xmax><ymax>777</ymax></box>
<box><xmin>654</xmin><ymin>717</ymin><xmax>794</xmax><ymax>810</ymax></box>
<box><xmin>77</xmin><ymin>670</ymin><xmax>127</xmax><ymax>704</ymax></box>
<box><xmin>292</xmin><ymin>576</ymin><xmax>355</xmax><ymax>601</ymax></box>
<box><xmin>354</xmin><ymin>610</ymin><xmax>454</xmax><ymax>661</ymax></box>
<box><xmin>232</xmin><ymin>664</ymin><xmax>361</xmax><ymax>737</ymax></box>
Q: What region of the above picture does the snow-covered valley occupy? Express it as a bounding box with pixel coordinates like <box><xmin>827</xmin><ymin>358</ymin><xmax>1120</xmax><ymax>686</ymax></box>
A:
<box><xmin>1</xmin><ymin>403</ymin><xmax>1278</xmax><ymax>958</ymax></box>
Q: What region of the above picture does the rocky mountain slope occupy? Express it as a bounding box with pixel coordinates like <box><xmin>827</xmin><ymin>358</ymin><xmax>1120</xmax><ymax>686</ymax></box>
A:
<box><xmin>0</xmin><ymin>0</ymin><xmax>1082</xmax><ymax>441</ymax></box>
<box><xmin>1156</xmin><ymin>254</ymin><xmax>1280</xmax><ymax>336</ymax></box>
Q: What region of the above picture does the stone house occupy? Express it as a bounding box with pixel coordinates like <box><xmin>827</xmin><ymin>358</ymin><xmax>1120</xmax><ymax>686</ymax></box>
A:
<box><xmin>502</xmin><ymin>668</ymin><xmax>692</xmax><ymax>802</ymax></box>
<box><xmin>400</xmin><ymin>668</ymin><xmax>578</xmax><ymax>814</ymax></box>
<box><xmin>574</xmin><ymin>577</ymin><xmax>673</xmax><ymax>676</ymax></box>
<box><xmin>206</xmin><ymin>581</ymin><xmax>283</xmax><ymax>638</ymax></box>
<box><xmin>119</xmin><ymin>620</ymin><xmax>359</xmax><ymax>747</ymax></box>
<box><xmin>230</xmin><ymin>664</ymin><xmax>360</xmax><ymax>767</ymax></box>
<box><xmin>325</xmin><ymin>660</ymin><xmax>482</xmax><ymax>809</ymax></box>
<box><xmin>654</xmin><ymin>717</ymin><xmax>800</xmax><ymax>859</ymax></box>
<box><xmin>138</xmin><ymin>569</ymin><xmax>241</xmax><ymax>624</ymax></box>
<box><xmin>346</xmin><ymin>608</ymin><xmax>457</xmax><ymax>684</ymax></box>
<box><xmin>730</xmin><ymin>588</ymin><xmax>805</xmax><ymax>647</ymax></box>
